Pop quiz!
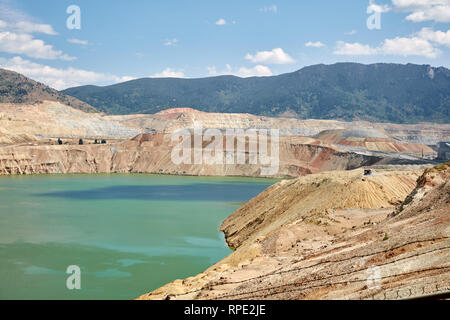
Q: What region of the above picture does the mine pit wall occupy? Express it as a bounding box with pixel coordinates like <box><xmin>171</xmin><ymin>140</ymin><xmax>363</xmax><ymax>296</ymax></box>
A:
<box><xmin>137</xmin><ymin>165</ymin><xmax>448</xmax><ymax>300</ymax></box>
<box><xmin>0</xmin><ymin>135</ymin><xmax>428</xmax><ymax>178</ymax></box>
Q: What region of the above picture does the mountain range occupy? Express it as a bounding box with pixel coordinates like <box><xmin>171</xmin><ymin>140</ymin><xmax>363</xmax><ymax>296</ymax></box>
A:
<box><xmin>62</xmin><ymin>63</ymin><xmax>450</xmax><ymax>123</ymax></box>
<box><xmin>1</xmin><ymin>63</ymin><xmax>449</xmax><ymax>124</ymax></box>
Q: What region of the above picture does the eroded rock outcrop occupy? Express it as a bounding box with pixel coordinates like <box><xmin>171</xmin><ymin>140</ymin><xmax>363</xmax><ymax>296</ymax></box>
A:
<box><xmin>109</xmin><ymin>108</ymin><xmax>450</xmax><ymax>146</ymax></box>
<box><xmin>138</xmin><ymin>164</ymin><xmax>449</xmax><ymax>300</ymax></box>
<box><xmin>0</xmin><ymin>101</ymin><xmax>141</xmax><ymax>145</ymax></box>
<box><xmin>0</xmin><ymin>133</ymin><xmax>416</xmax><ymax>178</ymax></box>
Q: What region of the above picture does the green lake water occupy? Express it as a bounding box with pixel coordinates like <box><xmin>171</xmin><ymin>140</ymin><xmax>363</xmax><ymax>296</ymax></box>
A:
<box><xmin>0</xmin><ymin>174</ymin><xmax>276</xmax><ymax>300</ymax></box>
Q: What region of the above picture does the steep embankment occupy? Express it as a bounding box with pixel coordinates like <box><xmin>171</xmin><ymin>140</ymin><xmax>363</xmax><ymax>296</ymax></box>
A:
<box><xmin>108</xmin><ymin>108</ymin><xmax>450</xmax><ymax>147</ymax></box>
<box><xmin>0</xmin><ymin>101</ymin><xmax>141</xmax><ymax>144</ymax></box>
<box><xmin>138</xmin><ymin>164</ymin><xmax>449</xmax><ymax>300</ymax></box>
<box><xmin>220</xmin><ymin>169</ymin><xmax>419</xmax><ymax>251</ymax></box>
<box><xmin>0</xmin><ymin>105</ymin><xmax>439</xmax><ymax>177</ymax></box>
<box><xmin>314</xmin><ymin>129</ymin><xmax>436</xmax><ymax>154</ymax></box>
<box><xmin>0</xmin><ymin>134</ymin><xmax>386</xmax><ymax>177</ymax></box>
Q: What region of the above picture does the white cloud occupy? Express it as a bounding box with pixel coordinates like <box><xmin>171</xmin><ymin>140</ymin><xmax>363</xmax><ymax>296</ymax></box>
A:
<box><xmin>406</xmin><ymin>6</ymin><xmax>450</xmax><ymax>22</ymax></box>
<box><xmin>120</xmin><ymin>76</ymin><xmax>136</xmax><ymax>82</ymax></box>
<box><xmin>151</xmin><ymin>68</ymin><xmax>185</xmax><ymax>78</ymax></box>
<box><xmin>393</xmin><ymin>0</ymin><xmax>447</xmax><ymax>5</ymax></box>
<box><xmin>334</xmin><ymin>34</ymin><xmax>442</xmax><ymax>58</ymax></box>
<box><xmin>207</xmin><ymin>64</ymin><xmax>272</xmax><ymax>77</ymax></box>
<box><xmin>207</xmin><ymin>64</ymin><xmax>232</xmax><ymax>76</ymax></box>
<box><xmin>14</xmin><ymin>21</ymin><xmax>57</xmax><ymax>35</ymax></box>
<box><xmin>416</xmin><ymin>27</ymin><xmax>450</xmax><ymax>47</ymax></box>
<box><xmin>0</xmin><ymin>56</ymin><xmax>134</xmax><ymax>90</ymax></box>
<box><xmin>305</xmin><ymin>41</ymin><xmax>326</xmax><ymax>48</ymax></box>
<box><xmin>0</xmin><ymin>16</ymin><xmax>73</xmax><ymax>61</ymax></box>
<box><xmin>164</xmin><ymin>38</ymin><xmax>178</xmax><ymax>46</ymax></box>
<box><xmin>0</xmin><ymin>3</ymin><xmax>77</xmax><ymax>66</ymax></box>
<box><xmin>215</xmin><ymin>18</ymin><xmax>227</xmax><ymax>25</ymax></box>
<box><xmin>381</xmin><ymin>36</ymin><xmax>441</xmax><ymax>58</ymax></box>
<box><xmin>367</xmin><ymin>0</ymin><xmax>391</xmax><ymax>13</ymax></box>
<box><xmin>260</xmin><ymin>5</ymin><xmax>278</xmax><ymax>13</ymax></box>
<box><xmin>392</xmin><ymin>0</ymin><xmax>450</xmax><ymax>22</ymax></box>
<box><xmin>0</xmin><ymin>19</ymin><xmax>57</xmax><ymax>35</ymax></box>
<box><xmin>345</xmin><ymin>30</ymin><xmax>357</xmax><ymax>35</ymax></box>
<box><xmin>67</xmin><ymin>38</ymin><xmax>88</xmax><ymax>45</ymax></box>
<box><xmin>207</xmin><ymin>66</ymin><xmax>217</xmax><ymax>75</ymax></box>
<box><xmin>0</xmin><ymin>1</ymin><xmax>32</xmax><ymax>24</ymax></box>
<box><xmin>236</xmin><ymin>65</ymin><xmax>273</xmax><ymax>77</ymax></box>
<box><xmin>0</xmin><ymin>2</ymin><xmax>57</xmax><ymax>35</ymax></box>
<box><xmin>0</xmin><ymin>31</ymin><xmax>75</xmax><ymax>60</ymax></box>
<box><xmin>334</xmin><ymin>41</ymin><xmax>378</xmax><ymax>55</ymax></box>
<box><xmin>245</xmin><ymin>48</ymin><xmax>295</xmax><ymax>64</ymax></box>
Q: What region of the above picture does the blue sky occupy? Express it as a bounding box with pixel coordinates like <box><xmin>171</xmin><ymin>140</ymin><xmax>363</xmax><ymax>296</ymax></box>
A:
<box><xmin>0</xmin><ymin>0</ymin><xmax>449</xmax><ymax>89</ymax></box>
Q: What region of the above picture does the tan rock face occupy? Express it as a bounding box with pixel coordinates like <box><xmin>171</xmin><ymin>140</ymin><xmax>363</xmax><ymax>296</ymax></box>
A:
<box><xmin>220</xmin><ymin>169</ymin><xmax>421</xmax><ymax>250</ymax></box>
<box><xmin>0</xmin><ymin>145</ymin><xmax>114</xmax><ymax>175</ymax></box>
<box><xmin>0</xmin><ymin>103</ymin><xmax>439</xmax><ymax>178</ymax></box>
<box><xmin>0</xmin><ymin>101</ymin><xmax>141</xmax><ymax>144</ymax></box>
<box><xmin>0</xmin><ymin>133</ymin><xmax>402</xmax><ymax>178</ymax></box>
<box><xmin>1</xmin><ymin>103</ymin><xmax>444</xmax><ymax>165</ymax></box>
<box><xmin>108</xmin><ymin>108</ymin><xmax>450</xmax><ymax>146</ymax></box>
<box><xmin>137</xmin><ymin>164</ymin><xmax>450</xmax><ymax>300</ymax></box>
<box><xmin>314</xmin><ymin>129</ymin><xmax>436</xmax><ymax>155</ymax></box>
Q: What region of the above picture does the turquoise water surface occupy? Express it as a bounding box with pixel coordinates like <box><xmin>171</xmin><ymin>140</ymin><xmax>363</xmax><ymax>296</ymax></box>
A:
<box><xmin>0</xmin><ymin>174</ymin><xmax>275</xmax><ymax>299</ymax></box>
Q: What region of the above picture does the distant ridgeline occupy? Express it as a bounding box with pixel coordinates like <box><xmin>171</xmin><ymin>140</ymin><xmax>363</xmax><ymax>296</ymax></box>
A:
<box><xmin>0</xmin><ymin>68</ymin><xmax>97</xmax><ymax>113</ymax></box>
<box><xmin>62</xmin><ymin>63</ymin><xmax>450</xmax><ymax>123</ymax></box>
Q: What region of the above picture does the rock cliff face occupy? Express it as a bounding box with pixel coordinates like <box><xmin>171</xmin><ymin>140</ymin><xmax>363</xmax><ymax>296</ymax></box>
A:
<box><xmin>1</xmin><ymin>102</ymin><xmax>447</xmax><ymax>152</ymax></box>
<box><xmin>220</xmin><ymin>169</ymin><xmax>420</xmax><ymax>251</ymax></box>
<box><xmin>137</xmin><ymin>164</ymin><xmax>450</xmax><ymax>300</ymax></box>
<box><xmin>0</xmin><ymin>101</ymin><xmax>141</xmax><ymax>145</ymax></box>
<box><xmin>314</xmin><ymin>129</ymin><xmax>436</xmax><ymax>155</ymax></box>
<box><xmin>109</xmin><ymin>109</ymin><xmax>450</xmax><ymax>146</ymax></box>
<box><xmin>0</xmin><ymin>103</ymin><xmax>442</xmax><ymax>176</ymax></box>
<box><xmin>0</xmin><ymin>134</ymin><xmax>389</xmax><ymax>177</ymax></box>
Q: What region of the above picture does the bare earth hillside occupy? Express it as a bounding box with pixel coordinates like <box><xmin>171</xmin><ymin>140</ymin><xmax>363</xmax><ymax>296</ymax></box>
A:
<box><xmin>138</xmin><ymin>163</ymin><xmax>449</xmax><ymax>300</ymax></box>
<box><xmin>0</xmin><ymin>68</ymin><xmax>96</xmax><ymax>113</ymax></box>
<box><xmin>108</xmin><ymin>108</ymin><xmax>450</xmax><ymax>147</ymax></box>
<box><xmin>0</xmin><ymin>132</ymin><xmax>432</xmax><ymax>177</ymax></box>
<box><xmin>0</xmin><ymin>101</ymin><xmax>141</xmax><ymax>145</ymax></box>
